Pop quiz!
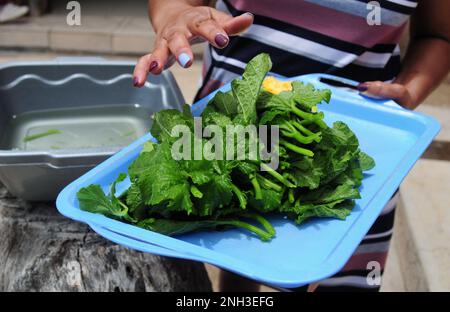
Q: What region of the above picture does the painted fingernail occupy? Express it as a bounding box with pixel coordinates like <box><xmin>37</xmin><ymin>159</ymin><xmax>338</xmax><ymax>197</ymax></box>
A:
<box><xmin>149</xmin><ymin>61</ymin><xmax>158</xmax><ymax>73</ymax></box>
<box><xmin>215</xmin><ymin>34</ymin><xmax>229</xmax><ymax>48</ymax></box>
<box><xmin>178</xmin><ymin>53</ymin><xmax>191</xmax><ymax>68</ymax></box>
<box><xmin>357</xmin><ymin>83</ymin><xmax>369</xmax><ymax>92</ymax></box>
<box><xmin>133</xmin><ymin>76</ymin><xmax>139</xmax><ymax>87</ymax></box>
<box><xmin>242</xmin><ymin>12</ymin><xmax>253</xmax><ymax>18</ymax></box>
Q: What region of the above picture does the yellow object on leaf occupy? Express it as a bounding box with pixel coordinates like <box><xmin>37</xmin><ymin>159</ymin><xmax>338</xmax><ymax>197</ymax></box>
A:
<box><xmin>262</xmin><ymin>76</ymin><xmax>293</xmax><ymax>95</ymax></box>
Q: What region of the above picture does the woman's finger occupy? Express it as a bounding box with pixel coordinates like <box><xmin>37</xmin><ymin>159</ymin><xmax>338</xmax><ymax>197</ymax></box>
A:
<box><xmin>167</xmin><ymin>32</ymin><xmax>194</xmax><ymax>68</ymax></box>
<box><xmin>188</xmin><ymin>10</ymin><xmax>254</xmax><ymax>49</ymax></box>
<box><xmin>221</xmin><ymin>12</ymin><xmax>254</xmax><ymax>36</ymax></box>
<box><xmin>133</xmin><ymin>54</ymin><xmax>152</xmax><ymax>87</ymax></box>
<box><xmin>133</xmin><ymin>39</ymin><xmax>169</xmax><ymax>87</ymax></box>
<box><xmin>358</xmin><ymin>81</ymin><xmax>414</xmax><ymax>108</ymax></box>
<box><xmin>189</xmin><ymin>18</ymin><xmax>229</xmax><ymax>49</ymax></box>
<box><xmin>148</xmin><ymin>39</ymin><xmax>170</xmax><ymax>74</ymax></box>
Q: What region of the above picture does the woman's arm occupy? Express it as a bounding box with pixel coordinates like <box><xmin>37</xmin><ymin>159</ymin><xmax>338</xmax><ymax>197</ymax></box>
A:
<box><xmin>133</xmin><ymin>0</ymin><xmax>253</xmax><ymax>87</ymax></box>
<box><xmin>359</xmin><ymin>0</ymin><xmax>450</xmax><ymax>109</ymax></box>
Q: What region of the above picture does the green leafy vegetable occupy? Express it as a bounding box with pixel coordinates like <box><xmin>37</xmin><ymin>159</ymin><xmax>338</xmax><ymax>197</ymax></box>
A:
<box><xmin>231</xmin><ymin>53</ymin><xmax>272</xmax><ymax>125</ymax></box>
<box><xmin>77</xmin><ymin>173</ymin><xmax>134</xmax><ymax>222</ymax></box>
<box><xmin>77</xmin><ymin>53</ymin><xmax>375</xmax><ymax>241</ymax></box>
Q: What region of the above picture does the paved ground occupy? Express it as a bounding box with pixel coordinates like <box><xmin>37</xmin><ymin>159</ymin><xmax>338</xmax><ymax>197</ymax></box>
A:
<box><xmin>0</xmin><ymin>50</ymin><xmax>449</xmax><ymax>292</ymax></box>
<box><xmin>0</xmin><ymin>12</ymin><xmax>205</xmax><ymax>56</ymax></box>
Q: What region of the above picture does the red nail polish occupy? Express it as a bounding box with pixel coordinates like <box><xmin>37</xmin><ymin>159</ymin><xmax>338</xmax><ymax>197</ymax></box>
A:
<box><xmin>133</xmin><ymin>77</ymin><xmax>139</xmax><ymax>87</ymax></box>
<box><xmin>215</xmin><ymin>34</ymin><xmax>229</xmax><ymax>48</ymax></box>
<box><xmin>357</xmin><ymin>83</ymin><xmax>369</xmax><ymax>92</ymax></box>
<box><xmin>149</xmin><ymin>61</ymin><xmax>158</xmax><ymax>72</ymax></box>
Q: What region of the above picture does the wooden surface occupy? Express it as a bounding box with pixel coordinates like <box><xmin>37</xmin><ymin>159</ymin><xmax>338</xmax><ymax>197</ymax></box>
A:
<box><xmin>0</xmin><ymin>183</ymin><xmax>212</xmax><ymax>291</ymax></box>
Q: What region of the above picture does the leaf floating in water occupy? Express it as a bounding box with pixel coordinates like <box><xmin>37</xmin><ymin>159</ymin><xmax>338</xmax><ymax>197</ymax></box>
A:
<box><xmin>23</xmin><ymin>129</ymin><xmax>62</xmax><ymax>142</ymax></box>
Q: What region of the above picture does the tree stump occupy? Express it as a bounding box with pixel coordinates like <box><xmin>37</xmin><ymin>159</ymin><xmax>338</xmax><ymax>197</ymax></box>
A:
<box><xmin>0</xmin><ymin>183</ymin><xmax>212</xmax><ymax>292</ymax></box>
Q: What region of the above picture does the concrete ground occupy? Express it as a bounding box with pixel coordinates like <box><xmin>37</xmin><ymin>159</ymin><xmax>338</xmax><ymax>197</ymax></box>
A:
<box><xmin>0</xmin><ymin>46</ymin><xmax>449</xmax><ymax>291</ymax></box>
<box><xmin>0</xmin><ymin>2</ymin><xmax>205</xmax><ymax>56</ymax></box>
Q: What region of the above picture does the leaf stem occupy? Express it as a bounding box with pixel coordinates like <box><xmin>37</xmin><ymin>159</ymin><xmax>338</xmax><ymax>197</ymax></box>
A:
<box><xmin>291</xmin><ymin>121</ymin><xmax>322</xmax><ymax>143</ymax></box>
<box><xmin>292</xmin><ymin>120</ymin><xmax>314</xmax><ymax>135</ymax></box>
<box><xmin>190</xmin><ymin>185</ymin><xmax>203</xmax><ymax>198</ymax></box>
<box><xmin>280</xmin><ymin>140</ymin><xmax>314</xmax><ymax>157</ymax></box>
<box><xmin>291</xmin><ymin>105</ymin><xmax>327</xmax><ymax>129</ymax></box>
<box><xmin>230</xmin><ymin>182</ymin><xmax>247</xmax><ymax>209</ymax></box>
<box><xmin>23</xmin><ymin>129</ymin><xmax>62</xmax><ymax>142</ymax></box>
<box><xmin>280</xmin><ymin>126</ymin><xmax>316</xmax><ymax>146</ymax></box>
<box><xmin>288</xmin><ymin>189</ymin><xmax>295</xmax><ymax>204</ymax></box>
<box><xmin>225</xmin><ymin>220</ymin><xmax>273</xmax><ymax>241</ymax></box>
<box><xmin>240</xmin><ymin>212</ymin><xmax>276</xmax><ymax>236</ymax></box>
<box><xmin>260</xmin><ymin>163</ymin><xmax>295</xmax><ymax>188</ymax></box>
<box><xmin>256</xmin><ymin>174</ymin><xmax>283</xmax><ymax>192</ymax></box>
<box><xmin>250</xmin><ymin>177</ymin><xmax>263</xmax><ymax>200</ymax></box>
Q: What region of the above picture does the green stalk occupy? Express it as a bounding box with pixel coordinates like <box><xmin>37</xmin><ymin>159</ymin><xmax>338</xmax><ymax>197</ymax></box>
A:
<box><xmin>299</xmin><ymin>120</ymin><xmax>312</xmax><ymax>126</ymax></box>
<box><xmin>315</xmin><ymin>118</ymin><xmax>327</xmax><ymax>130</ymax></box>
<box><xmin>292</xmin><ymin>120</ymin><xmax>321</xmax><ymax>140</ymax></box>
<box><xmin>260</xmin><ymin>163</ymin><xmax>295</xmax><ymax>188</ymax></box>
<box><xmin>291</xmin><ymin>106</ymin><xmax>327</xmax><ymax>129</ymax></box>
<box><xmin>280</xmin><ymin>140</ymin><xmax>314</xmax><ymax>157</ymax></box>
<box><xmin>116</xmin><ymin>200</ymin><xmax>138</xmax><ymax>223</ymax></box>
<box><xmin>279</xmin><ymin>121</ymin><xmax>320</xmax><ymax>146</ymax></box>
<box><xmin>288</xmin><ymin>189</ymin><xmax>295</xmax><ymax>204</ymax></box>
<box><xmin>256</xmin><ymin>174</ymin><xmax>283</xmax><ymax>192</ymax></box>
<box><xmin>240</xmin><ymin>212</ymin><xmax>276</xmax><ymax>236</ymax></box>
<box><xmin>292</xmin><ymin>132</ymin><xmax>317</xmax><ymax>144</ymax></box>
<box><xmin>23</xmin><ymin>129</ymin><xmax>62</xmax><ymax>142</ymax></box>
<box><xmin>190</xmin><ymin>185</ymin><xmax>203</xmax><ymax>198</ymax></box>
<box><xmin>294</xmin><ymin>198</ymin><xmax>302</xmax><ymax>214</ymax></box>
<box><xmin>225</xmin><ymin>220</ymin><xmax>273</xmax><ymax>241</ymax></box>
<box><xmin>291</xmin><ymin>105</ymin><xmax>311</xmax><ymax>120</ymax></box>
<box><xmin>250</xmin><ymin>177</ymin><xmax>263</xmax><ymax>200</ymax></box>
<box><xmin>117</xmin><ymin>200</ymin><xmax>129</xmax><ymax>214</ymax></box>
<box><xmin>230</xmin><ymin>182</ymin><xmax>247</xmax><ymax>209</ymax></box>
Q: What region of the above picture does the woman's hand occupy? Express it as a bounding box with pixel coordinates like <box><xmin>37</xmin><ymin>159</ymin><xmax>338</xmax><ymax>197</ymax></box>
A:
<box><xmin>357</xmin><ymin>81</ymin><xmax>417</xmax><ymax>109</ymax></box>
<box><xmin>358</xmin><ymin>0</ymin><xmax>450</xmax><ymax>110</ymax></box>
<box><xmin>133</xmin><ymin>3</ymin><xmax>253</xmax><ymax>87</ymax></box>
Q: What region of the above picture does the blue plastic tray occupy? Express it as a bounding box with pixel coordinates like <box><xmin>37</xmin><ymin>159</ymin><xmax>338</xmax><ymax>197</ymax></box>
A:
<box><xmin>56</xmin><ymin>74</ymin><xmax>440</xmax><ymax>288</ymax></box>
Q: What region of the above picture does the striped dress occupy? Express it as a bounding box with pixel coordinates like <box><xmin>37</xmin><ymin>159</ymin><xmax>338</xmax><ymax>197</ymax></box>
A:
<box><xmin>196</xmin><ymin>0</ymin><xmax>418</xmax><ymax>100</ymax></box>
<box><xmin>196</xmin><ymin>0</ymin><xmax>419</xmax><ymax>291</ymax></box>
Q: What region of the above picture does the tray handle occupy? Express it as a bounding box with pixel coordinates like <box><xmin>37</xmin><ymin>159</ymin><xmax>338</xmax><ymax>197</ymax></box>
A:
<box><xmin>52</xmin><ymin>56</ymin><xmax>107</xmax><ymax>63</ymax></box>
<box><xmin>289</xmin><ymin>73</ymin><xmax>404</xmax><ymax>110</ymax></box>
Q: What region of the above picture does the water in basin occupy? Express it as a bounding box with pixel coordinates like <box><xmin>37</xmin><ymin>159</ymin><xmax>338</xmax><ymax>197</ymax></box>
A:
<box><xmin>0</xmin><ymin>104</ymin><xmax>152</xmax><ymax>151</ymax></box>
